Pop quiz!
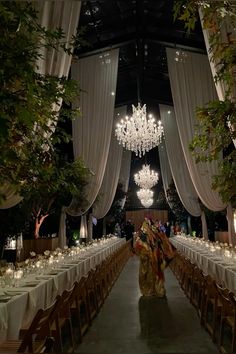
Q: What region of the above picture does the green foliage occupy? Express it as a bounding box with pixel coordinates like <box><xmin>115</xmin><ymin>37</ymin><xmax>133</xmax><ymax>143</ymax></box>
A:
<box><xmin>0</xmin><ymin>1</ymin><xmax>91</xmax><ymax>238</ymax></box>
<box><xmin>0</xmin><ymin>1</ymin><xmax>81</xmax><ymax>200</ymax></box>
<box><xmin>20</xmin><ymin>156</ymin><xmax>90</xmax><ymax>226</ymax></box>
<box><xmin>173</xmin><ymin>0</ymin><xmax>236</xmax><ymax>205</ymax></box>
<box><xmin>106</xmin><ymin>183</ymin><xmax>126</xmax><ymax>224</ymax></box>
<box><xmin>190</xmin><ymin>100</ymin><xmax>236</xmax><ymax>161</ymax></box>
<box><xmin>173</xmin><ymin>0</ymin><xmax>199</xmax><ymax>31</ymax></box>
<box><xmin>166</xmin><ymin>180</ymin><xmax>188</xmax><ymax>222</ymax></box>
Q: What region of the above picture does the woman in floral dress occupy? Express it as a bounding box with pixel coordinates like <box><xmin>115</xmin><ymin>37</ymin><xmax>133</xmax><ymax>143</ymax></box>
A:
<box><xmin>134</xmin><ymin>219</ymin><xmax>175</xmax><ymax>297</ymax></box>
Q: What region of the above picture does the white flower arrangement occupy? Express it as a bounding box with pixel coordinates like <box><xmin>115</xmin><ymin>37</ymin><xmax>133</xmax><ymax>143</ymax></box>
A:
<box><xmin>30</xmin><ymin>251</ymin><xmax>36</xmax><ymax>257</ymax></box>
<box><xmin>63</xmin><ymin>245</ymin><xmax>68</xmax><ymax>250</ymax></box>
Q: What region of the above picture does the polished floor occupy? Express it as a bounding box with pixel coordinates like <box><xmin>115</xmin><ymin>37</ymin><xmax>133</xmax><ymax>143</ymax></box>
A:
<box><xmin>76</xmin><ymin>256</ymin><xmax>219</xmax><ymax>354</ymax></box>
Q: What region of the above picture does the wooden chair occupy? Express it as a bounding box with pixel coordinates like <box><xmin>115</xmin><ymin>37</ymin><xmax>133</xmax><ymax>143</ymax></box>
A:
<box><xmin>85</xmin><ymin>270</ymin><xmax>98</xmax><ymax>322</ymax></box>
<box><xmin>190</xmin><ymin>266</ymin><xmax>204</xmax><ymax>313</ymax></box>
<box><xmin>70</xmin><ymin>278</ymin><xmax>90</xmax><ymax>343</ymax></box>
<box><xmin>217</xmin><ymin>286</ymin><xmax>236</xmax><ymax>353</ymax></box>
<box><xmin>0</xmin><ymin>296</ymin><xmax>61</xmax><ymax>353</ymax></box>
<box><xmin>181</xmin><ymin>259</ymin><xmax>194</xmax><ymax>299</ymax></box>
<box><xmin>51</xmin><ymin>287</ymin><xmax>75</xmax><ymax>353</ymax></box>
<box><xmin>201</xmin><ymin>275</ymin><xmax>222</xmax><ymax>341</ymax></box>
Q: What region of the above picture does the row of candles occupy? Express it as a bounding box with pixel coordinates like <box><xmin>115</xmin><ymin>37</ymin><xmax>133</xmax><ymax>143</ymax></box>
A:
<box><xmin>176</xmin><ymin>234</ymin><xmax>236</xmax><ymax>262</ymax></box>
<box><xmin>1</xmin><ymin>235</ymin><xmax>116</xmax><ymax>287</ymax></box>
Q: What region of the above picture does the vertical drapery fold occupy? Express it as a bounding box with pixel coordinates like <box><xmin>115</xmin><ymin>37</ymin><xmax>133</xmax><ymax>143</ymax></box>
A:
<box><xmin>158</xmin><ymin>142</ymin><xmax>172</xmax><ymax>200</ymax></box>
<box><xmin>92</xmin><ymin>106</ymin><xmax>126</xmax><ymax>219</ymax></box>
<box><xmin>166</xmin><ymin>48</ymin><xmax>226</xmax><ymax>212</ymax></box>
<box><xmin>118</xmin><ymin>151</ymin><xmax>132</xmax><ymax>209</ymax></box>
<box><xmin>71</xmin><ymin>49</ymin><xmax>119</xmax><ymax>215</ymax></box>
<box><xmin>159</xmin><ymin>105</ymin><xmax>202</xmax><ymax>218</ymax></box>
<box><xmin>35</xmin><ymin>0</ymin><xmax>82</xmax><ymax>78</ymax></box>
<box><xmin>158</xmin><ymin>105</ymin><xmax>207</xmax><ymax>239</ymax></box>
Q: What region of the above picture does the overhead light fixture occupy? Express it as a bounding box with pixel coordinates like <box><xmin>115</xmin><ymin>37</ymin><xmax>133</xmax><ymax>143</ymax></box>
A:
<box><xmin>137</xmin><ymin>188</ymin><xmax>154</xmax><ymax>201</ymax></box>
<box><xmin>140</xmin><ymin>198</ymin><xmax>153</xmax><ymax>208</ymax></box>
<box><xmin>134</xmin><ymin>164</ymin><xmax>159</xmax><ymax>189</ymax></box>
<box><xmin>115</xmin><ymin>103</ymin><xmax>164</xmax><ymax>157</ymax></box>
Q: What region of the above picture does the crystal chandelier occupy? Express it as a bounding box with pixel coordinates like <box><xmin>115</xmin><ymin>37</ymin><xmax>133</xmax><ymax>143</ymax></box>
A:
<box><xmin>137</xmin><ymin>188</ymin><xmax>153</xmax><ymax>201</ymax></box>
<box><xmin>134</xmin><ymin>164</ymin><xmax>159</xmax><ymax>189</ymax></box>
<box><xmin>115</xmin><ymin>103</ymin><xmax>164</xmax><ymax>157</ymax></box>
<box><xmin>140</xmin><ymin>198</ymin><xmax>153</xmax><ymax>208</ymax></box>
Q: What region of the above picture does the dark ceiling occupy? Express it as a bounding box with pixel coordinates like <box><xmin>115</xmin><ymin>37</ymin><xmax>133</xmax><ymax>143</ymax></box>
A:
<box><xmin>75</xmin><ymin>0</ymin><xmax>207</xmax><ymax>210</ymax></box>
<box><xmin>77</xmin><ymin>0</ymin><xmax>206</xmax><ymax>110</ymax></box>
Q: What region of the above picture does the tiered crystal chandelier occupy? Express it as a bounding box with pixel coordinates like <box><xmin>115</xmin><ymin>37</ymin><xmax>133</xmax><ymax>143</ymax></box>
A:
<box><xmin>140</xmin><ymin>198</ymin><xmax>153</xmax><ymax>208</ymax></box>
<box><xmin>137</xmin><ymin>188</ymin><xmax>153</xmax><ymax>201</ymax></box>
<box><xmin>115</xmin><ymin>103</ymin><xmax>164</xmax><ymax>157</ymax></box>
<box><xmin>137</xmin><ymin>188</ymin><xmax>154</xmax><ymax>208</ymax></box>
<box><xmin>134</xmin><ymin>164</ymin><xmax>158</xmax><ymax>189</ymax></box>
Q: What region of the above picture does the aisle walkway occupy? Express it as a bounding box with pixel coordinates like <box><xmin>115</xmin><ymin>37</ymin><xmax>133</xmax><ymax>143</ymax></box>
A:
<box><xmin>77</xmin><ymin>256</ymin><xmax>219</xmax><ymax>354</ymax></box>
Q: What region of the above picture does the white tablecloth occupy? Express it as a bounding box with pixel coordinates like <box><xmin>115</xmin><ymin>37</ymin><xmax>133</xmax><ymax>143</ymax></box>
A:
<box><xmin>0</xmin><ymin>237</ymin><xmax>126</xmax><ymax>341</ymax></box>
<box><xmin>170</xmin><ymin>236</ymin><xmax>236</xmax><ymax>295</ymax></box>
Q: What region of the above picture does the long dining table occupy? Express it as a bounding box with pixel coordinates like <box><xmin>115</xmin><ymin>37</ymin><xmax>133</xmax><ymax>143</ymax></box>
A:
<box><xmin>0</xmin><ymin>237</ymin><xmax>126</xmax><ymax>341</ymax></box>
<box><xmin>170</xmin><ymin>235</ymin><xmax>236</xmax><ymax>295</ymax></box>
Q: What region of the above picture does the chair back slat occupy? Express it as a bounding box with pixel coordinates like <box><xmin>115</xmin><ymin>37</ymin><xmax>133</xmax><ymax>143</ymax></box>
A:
<box><xmin>18</xmin><ymin>296</ymin><xmax>61</xmax><ymax>352</ymax></box>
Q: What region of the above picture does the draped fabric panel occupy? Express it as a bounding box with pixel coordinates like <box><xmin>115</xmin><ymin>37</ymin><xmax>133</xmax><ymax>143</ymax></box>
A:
<box><xmin>159</xmin><ymin>105</ymin><xmax>202</xmax><ymax>218</ymax></box>
<box><xmin>158</xmin><ymin>105</ymin><xmax>208</xmax><ymax>239</ymax></box>
<box><xmin>58</xmin><ymin>207</ymin><xmax>67</xmax><ymax>248</ymax></box>
<box><xmin>93</xmin><ymin>106</ymin><xmax>126</xmax><ymax>219</ymax></box>
<box><xmin>158</xmin><ymin>142</ymin><xmax>172</xmax><ymax>200</ymax></box>
<box><xmin>58</xmin><ymin>50</ymin><xmax>119</xmax><ymax>246</ymax></box>
<box><xmin>166</xmin><ymin>48</ymin><xmax>226</xmax><ymax>212</ymax></box>
<box><xmin>0</xmin><ymin>185</ymin><xmax>23</xmax><ymax>210</ymax></box>
<box><xmin>35</xmin><ymin>0</ymin><xmax>81</xmax><ymax>78</ymax></box>
<box><xmin>71</xmin><ymin>49</ymin><xmax>119</xmax><ymax>215</ymax></box>
<box><xmin>198</xmin><ymin>7</ymin><xmax>236</xmax><ymax>148</ymax></box>
<box><xmin>118</xmin><ymin>151</ymin><xmax>132</xmax><ymax>209</ymax></box>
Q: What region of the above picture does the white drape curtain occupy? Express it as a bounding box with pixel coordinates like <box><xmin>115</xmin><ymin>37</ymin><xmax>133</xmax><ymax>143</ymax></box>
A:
<box><xmin>118</xmin><ymin>151</ymin><xmax>132</xmax><ymax>209</ymax></box>
<box><xmin>57</xmin><ymin>50</ymin><xmax>119</xmax><ymax>245</ymax></box>
<box><xmin>158</xmin><ymin>142</ymin><xmax>172</xmax><ymax>200</ymax></box>
<box><xmin>0</xmin><ymin>1</ymin><xmax>82</xmax><ymax>210</ymax></box>
<box><xmin>35</xmin><ymin>0</ymin><xmax>82</xmax><ymax>78</ymax></box>
<box><xmin>166</xmin><ymin>48</ymin><xmax>226</xmax><ymax>212</ymax></box>
<box><xmin>166</xmin><ymin>48</ymin><xmax>235</xmax><ymax>242</ymax></box>
<box><xmin>92</xmin><ymin>106</ymin><xmax>126</xmax><ymax>219</ymax></box>
<box><xmin>159</xmin><ymin>105</ymin><xmax>202</xmax><ymax>217</ymax></box>
<box><xmin>159</xmin><ymin>104</ymin><xmax>208</xmax><ymax>239</ymax></box>
<box><xmin>0</xmin><ymin>185</ymin><xmax>23</xmax><ymax>210</ymax></box>
<box><xmin>71</xmin><ymin>49</ymin><xmax>119</xmax><ymax>215</ymax></box>
<box><xmin>198</xmin><ymin>7</ymin><xmax>236</xmax><ymax>149</ymax></box>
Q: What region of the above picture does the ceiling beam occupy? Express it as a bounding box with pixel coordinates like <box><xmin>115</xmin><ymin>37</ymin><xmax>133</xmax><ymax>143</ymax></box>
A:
<box><xmin>76</xmin><ymin>36</ymin><xmax>205</xmax><ymax>59</ymax></box>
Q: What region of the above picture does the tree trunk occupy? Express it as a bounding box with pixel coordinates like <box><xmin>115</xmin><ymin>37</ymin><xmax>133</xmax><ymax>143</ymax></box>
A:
<box><xmin>34</xmin><ymin>215</ymin><xmax>49</xmax><ymax>239</ymax></box>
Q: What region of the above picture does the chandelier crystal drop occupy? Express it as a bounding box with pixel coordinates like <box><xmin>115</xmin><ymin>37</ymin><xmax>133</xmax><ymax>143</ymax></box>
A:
<box><xmin>115</xmin><ymin>103</ymin><xmax>164</xmax><ymax>157</ymax></box>
<box><xmin>140</xmin><ymin>198</ymin><xmax>153</xmax><ymax>208</ymax></box>
<box><xmin>137</xmin><ymin>188</ymin><xmax>153</xmax><ymax>201</ymax></box>
<box><xmin>134</xmin><ymin>164</ymin><xmax>159</xmax><ymax>189</ymax></box>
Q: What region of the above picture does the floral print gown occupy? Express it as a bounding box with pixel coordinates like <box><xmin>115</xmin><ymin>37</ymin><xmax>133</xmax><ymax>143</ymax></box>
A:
<box><xmin>134</xmin><ymin>220</ymin><xmax>175</xmax><ymax>297</ymax></box>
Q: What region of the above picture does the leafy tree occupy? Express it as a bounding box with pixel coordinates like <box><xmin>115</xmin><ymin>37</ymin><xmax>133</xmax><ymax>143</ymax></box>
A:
<box><xmin>106</xmin><ymin>183</ymin><xmax>126</xmax><ymax>225</ymax></box>
<box><xmin>166</xmin><ymin>180</ymin><xmax>188</xmax><ymax>222</ymax></box>
<box><xmin>21</xmin><ymin>156</ymin><xmax>90</xmax><ymax>239</ymax></box>
<box><xmin>0</xmin><ymin>1</ymin><xmax>82</xmax><ymax>201</ymax></box>
<box><xmin>0</xmin><ymin>1</ymin><xmax>91</xmax><ymax>239</ymax></box>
